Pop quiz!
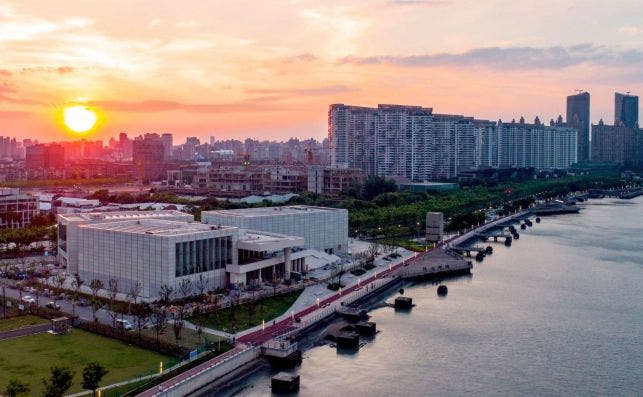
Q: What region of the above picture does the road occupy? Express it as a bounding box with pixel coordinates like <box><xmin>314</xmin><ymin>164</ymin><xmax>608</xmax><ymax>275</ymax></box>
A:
<box><xmin>1</xmin><ymin>284</ymin><xmax>138</xmax><ymax>327</ymax></box>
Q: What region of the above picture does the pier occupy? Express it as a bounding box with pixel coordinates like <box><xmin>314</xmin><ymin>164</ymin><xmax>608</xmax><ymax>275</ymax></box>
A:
<box><xmin>475</xmin><ymin>230</ymin><xmax>514</xmax><ymax>242</ymax></box>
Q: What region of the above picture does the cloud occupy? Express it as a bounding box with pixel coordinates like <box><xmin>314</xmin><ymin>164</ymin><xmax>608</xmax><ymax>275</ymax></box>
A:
<box><xmin>0</xmin><ymin>80</ymin><xmax>48</xmax><ymax>105</ymax></box>
<box><xmin>246</xmin><ymin>84</ymin><xmax>357</xmax><ymax>96</ymax></box>
<box><xmin>618</xmin><ymin>26</ymin><xmax>642</xmax><ymax>36</ymax></box>
<box><xmin>89</xmin><ymin>99</ymin><xmax>284</xmax><ymax>113</ymax></box>
<box><xmin>282</xmin><ymin>53</ymin><xmax>318</xmax><ymax>63</ymax></box>
<box><xmin>339</xmin><ymin>44</ymin><xmax>643</xmax><ymax>70</ymax></box>
<box><xmin>388</xmin><ymin>0</ymin><xmax>453</xmax><ymax>6</ymax></box>
<box><xmin>18</xmin><ymin>66</ymin><xmax>75</xmax><ymax>74</ymax></box>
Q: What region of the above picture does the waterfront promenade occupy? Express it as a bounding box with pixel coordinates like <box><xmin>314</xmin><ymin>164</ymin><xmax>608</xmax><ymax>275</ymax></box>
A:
<box><xmin>136</xmin><ymin>211</ymin><xmax>527</xmax><ymax>396</ymax></box>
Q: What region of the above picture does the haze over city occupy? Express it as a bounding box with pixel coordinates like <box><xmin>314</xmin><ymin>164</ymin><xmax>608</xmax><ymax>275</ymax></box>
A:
<box><xmin>1</xmin><ymin>0</ymin><xmax>643</xmax><ymax>142</ymax></box>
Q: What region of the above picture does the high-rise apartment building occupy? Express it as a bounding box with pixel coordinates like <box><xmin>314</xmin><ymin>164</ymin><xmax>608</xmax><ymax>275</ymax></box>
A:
<box><xmin>566</xmin><ymin>91</ymin><xmax>590</xmax><ymax>162</ymax></box>
<box><xmin>133</xmin><ymin>134</ymin><xmax>166</xmax><ymax>182</ymax></box>
<box><xmin>591</xmin><ymin>120</ymin><xmax>640</xmax><ymax>165</ymax></box>
<box><xmin>375</xmin><ymin>105</ymin><xmax>433</xmax><ymax>180</ymax></box>
<box><xmin>498</xmin><ymin>117</ymin><xmax>578</xmax><ymax>169</ymax></box>
<box><xmin>328</xmin><ymin>104</ymin><xmax>378</xmax><ymax>175</ymax></box>
<box><xmin>473</xmin><ymin>119</ymin><xmax>499</xmax><ymax>168</ymax></box>
<box><xmin>614</xmin><ymin>92</ymin><xmax>639</xmax><ymax>128</ymax></box>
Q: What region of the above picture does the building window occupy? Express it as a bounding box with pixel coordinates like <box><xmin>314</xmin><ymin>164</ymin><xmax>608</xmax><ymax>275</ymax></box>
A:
<box><xmin>175</xmin><ymin>236</ymin><xmax>233</xmax><ymax>277</ymax></box>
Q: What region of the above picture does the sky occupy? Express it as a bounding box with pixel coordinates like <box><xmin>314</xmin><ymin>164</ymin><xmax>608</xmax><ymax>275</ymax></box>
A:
<box><xmin>1</xmin><ymin>0</ymin><xmax>642</xmax><ymax>143</ymax></box>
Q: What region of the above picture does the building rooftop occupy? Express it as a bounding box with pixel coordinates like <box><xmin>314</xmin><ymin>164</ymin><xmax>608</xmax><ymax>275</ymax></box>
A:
<box><xmin>58</xmin><ymin>209</ymin><xmax>192</xmax><ymax>223</ymax></box>
<box><xmin>79</xmin><ymin>219</ymin><xmax>234</xmax><ymax>237</ymax></box>
<box><xmin>238</xmin><ymin>229</ymin><xmax>304</xmax><ymax>251</ymax></box>
<box><xmin>203</xmin><ymin>205</ymin><xmax>345</xmax><ymax>218</ymax></box>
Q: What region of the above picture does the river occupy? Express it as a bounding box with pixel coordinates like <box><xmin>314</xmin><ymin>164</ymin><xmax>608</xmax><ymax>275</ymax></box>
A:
<box><xmin>213</xmin><ymin>197</ymin><xmax>643</xmax><ymax>396</ymax></box>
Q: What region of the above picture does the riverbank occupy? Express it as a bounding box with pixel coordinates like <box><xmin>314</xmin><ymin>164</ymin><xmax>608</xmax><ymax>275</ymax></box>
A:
<box><xmin>215</xmin><ymin>197</ymin><xmax>643</xmax><ymax>396</ymax></box>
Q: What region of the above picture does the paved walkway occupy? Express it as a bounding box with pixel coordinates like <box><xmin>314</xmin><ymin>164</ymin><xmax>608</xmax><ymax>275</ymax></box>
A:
<box><xmin>136</xmin><ymin>345</ymin><xmax>248</xmax><ymax>397</ymax></box>
<box><xmin>0</xmin><ymin>323</ymin><xmax>52</xmax><ymax>341</ymax></box>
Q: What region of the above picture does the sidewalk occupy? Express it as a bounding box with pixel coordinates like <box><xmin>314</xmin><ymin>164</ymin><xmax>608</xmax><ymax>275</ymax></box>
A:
<box><xmin>0</xmin><ymin>323</ymin><xmax>52</xmax><ymax>341</ymax></box>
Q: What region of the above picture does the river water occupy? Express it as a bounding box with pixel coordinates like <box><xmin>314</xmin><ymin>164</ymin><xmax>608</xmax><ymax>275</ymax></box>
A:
<box><xmin>215</xmin><ymin>197</ymin><xmax>643</xmax><ymax>397</ymax></box>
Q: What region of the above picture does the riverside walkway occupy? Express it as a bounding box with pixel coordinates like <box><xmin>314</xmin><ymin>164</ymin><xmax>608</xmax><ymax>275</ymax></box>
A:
<box><xmin>137</xmin><ymin>210</ymin><xmax>527</xmax><ymax>396</ymax></box>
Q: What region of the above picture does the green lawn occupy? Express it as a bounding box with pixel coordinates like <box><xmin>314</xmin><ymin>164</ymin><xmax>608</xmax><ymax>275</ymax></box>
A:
<box><xmin>190</xmin><ymin>290</ymin><xmax>303</xmax><ymax>333</ymax></box>
<box><xmin>0</xmin><ymin>315</ymin><xmax>49</xmax><ymax>333</ymax></box>
<box><xmin>0</xmin><ymin>329</ymin><xmax>172</xmax><ymax>396</ymax></box>
<box><xmin>140</xmin><ymin>325</ymin><xmax>227</xmax><ymax>351</ymax></box>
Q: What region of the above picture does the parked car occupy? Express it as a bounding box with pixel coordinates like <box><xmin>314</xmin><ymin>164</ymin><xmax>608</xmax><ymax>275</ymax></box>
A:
<box><xmin>21</xmin><ymin>295</ymin><xmax>36</xmax><ymax>304</ymax></box>
<box><xmin>45</xmin><ymin>301</ymin><xmax>61</xmax><ymax>310</ymax></box>
<box><xmin>115</xmin><ymin>319</ymin><xmax>133</xmax><ymax>330</ymax></box>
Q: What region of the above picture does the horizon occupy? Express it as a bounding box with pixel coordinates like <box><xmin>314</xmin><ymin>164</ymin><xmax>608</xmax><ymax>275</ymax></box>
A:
<box><xmin>1</xmin><ymin>0</ymin><xmax>642</xmax><ymax>143</ymax></box>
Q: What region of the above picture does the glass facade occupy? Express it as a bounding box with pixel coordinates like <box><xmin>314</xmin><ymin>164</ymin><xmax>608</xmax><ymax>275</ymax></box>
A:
<box><xmin>175</xmin><ymin>236</ymin><xmax>233</xmax><ymax>277</ymax></box>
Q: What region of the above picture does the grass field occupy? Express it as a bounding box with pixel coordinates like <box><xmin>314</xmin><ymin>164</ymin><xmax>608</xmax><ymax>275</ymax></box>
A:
<box><xmin>0</xmin><ymin>329</ymin><xmax>172</xmax><ymax>396</ymax></box>
<box><xmin>190</xmin><ymin>290</ymin><xmax>302</xmax><ymax>333</ymax></box>
<box><xmin>0</xmin><ymin>315</ymin><xmax>49</xmax><ymax>333</ymax></box>
<box><xmin>140</xmin><ymin>325</ymin><xmax>227</xmax><ymax>351</ymax></box>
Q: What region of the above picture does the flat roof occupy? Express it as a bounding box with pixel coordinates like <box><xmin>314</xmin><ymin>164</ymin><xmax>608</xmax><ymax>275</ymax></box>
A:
<box><xmin>79</xmin><ymin>219</ymin><xmax>234</xmax><ymax>237</ymax></box>
<box><xmin>238</xmin><ymin>229</ymin><xmax>304</xmax><ymax>251</ymax></box>
<box><xmin>203</xmin><ymin>205</ymin><xmax>345</xmax><ymax>218</ymax></box>
<box><xmin>58</xmin><ymin>210</ymin><xmax>191</xmax><ymax>223</ymax></box>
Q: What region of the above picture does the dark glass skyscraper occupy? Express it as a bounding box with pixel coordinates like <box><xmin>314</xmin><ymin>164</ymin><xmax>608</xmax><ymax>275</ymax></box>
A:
<box><xmin>566</xmin><ymin>91</ymin><xmax>590</xmax><ymax>162</ymax></box>
<box><xmin>614</xmin><ymin>92</ymin><xmax>639</xmax><ymax>128</ymax></box>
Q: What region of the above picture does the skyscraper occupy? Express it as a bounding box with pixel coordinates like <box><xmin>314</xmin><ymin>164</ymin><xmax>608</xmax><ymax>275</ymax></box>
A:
<box><xmin>566</xmin><ymin>91</ymin><xmax>590</xmax><ymax>162</ymax></box>
<box><xmin>615</xmin><ymin>92</ymin><xmax>639</xmax><ymax>128</ymax></box>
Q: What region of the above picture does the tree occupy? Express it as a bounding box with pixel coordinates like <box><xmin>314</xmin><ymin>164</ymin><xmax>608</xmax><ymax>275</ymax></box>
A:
<box><xmin>0</xmin><ymin>278</ymin><xmax>8</xmax><ymax>318</ymax></box>
<box><xmin>89</xmin><ymin>279</ymin><xmax>104</xmax><ymax>322</ymax></box>
<box><xmin>177</xmin><ymin>279</ymin><xmax>192</xmax><ymax>301</ymax></box>
<box><xmin>52</xmin><ymin>273</ymin><xmax>67</xmax><ymax>310</ymax></box>
<box><xmin>361</xmin><ymin>176</ymin><xmax>397</xmax><ymax>201</ymax></box>
<box><xmin>4</xmin><ymin>379</ymin><xmax>30</xmax><ymax>397</ymax></box>
<box><xmin>81</xmin><ymin>362</ymin><xmax>108</xmax><ymax>397</ymax></box>
<box><xmin>133</xmin><ymin>302</ymin><xmax>152</xmax><ymax>340</ymax></box>
<box><xmin>159</xmin><ymin>284</ymin><xmax>173</xmax><ymax>305</ymax></box>
<box><xmin>151</xmin><ymin>305</ymin><xmax>167</xmax><ymax>345</ymax></box>
<box><xmin>41</xmin><ymin>366</ymin><xmax>74</xmax><ymax>397</ymax></box>
<box><xmin>107</xmin><ymin>278</ymin><xmax>119</xmax><ymax>328</ymax></box>
<box><xmin>71</xmin><ymin>274</ymin><xmax>84</xmax><ymax>317</ymax></box>
<box><xmin>126</xmin><ymin>281</ymin><xmax>142</xmax><ymax>315</ymax></box>
<box><xmin>195</xmin><ymin>274</ymin><xmax>209</xmax><ymax>300</ymax></box>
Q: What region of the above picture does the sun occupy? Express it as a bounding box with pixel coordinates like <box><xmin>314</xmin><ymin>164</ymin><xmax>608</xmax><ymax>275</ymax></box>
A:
<box><xmin>63</xmin><ymin>105</ymin><xmax>97</xmax><ymax>133</ymax></box>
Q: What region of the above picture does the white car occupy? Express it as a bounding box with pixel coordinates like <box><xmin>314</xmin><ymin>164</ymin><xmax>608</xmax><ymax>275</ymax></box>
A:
<box><xmin>116</xmin><ymin>319</ymin><xmax>133</xmax><ymax>330</ymax></box>
<box><xmin>21</xmin><ymin>295</ymin><xmax>36</xmax><ymax>304</ymax></box>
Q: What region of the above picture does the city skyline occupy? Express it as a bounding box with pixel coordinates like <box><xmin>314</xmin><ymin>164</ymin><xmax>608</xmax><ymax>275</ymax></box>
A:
<box><xmin>1</xmin><ymin>1</ymin><xmax>642</xmax><ymax>142</ymax></box>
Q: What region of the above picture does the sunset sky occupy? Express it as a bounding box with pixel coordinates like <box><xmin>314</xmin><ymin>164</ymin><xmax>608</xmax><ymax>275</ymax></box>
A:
<box><xmin>1</xmin><ymin>0</ymin><xmax>642</xmax><ymax>143</ymax></box>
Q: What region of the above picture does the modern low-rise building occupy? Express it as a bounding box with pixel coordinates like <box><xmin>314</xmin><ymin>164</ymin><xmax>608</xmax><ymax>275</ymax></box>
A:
<box><xmin>75</xmin><ymin>219</ymin><xmax>236</xmax><ymax>299</ymax></box>
<box><xmin>202</xmin><ymin>205</ymin><xmax>349</xmax><ymax>255</ymax></box>
<box><xmin>0</xmin><ymin>188</ymin><xmax>39</xmax><ymax>228</ymax></box>
<box><xmin>57</xmin><ymin>210</ymin><xmax>194</xmax><ymax>274</ymax></box>
<box><xmin>307</xmin><ymin>165</ymin><xmax>365</xmax><ymax>197</ymax></box>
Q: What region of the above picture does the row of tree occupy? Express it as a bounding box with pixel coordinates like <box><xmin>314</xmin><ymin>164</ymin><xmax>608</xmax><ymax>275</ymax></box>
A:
<box><xmin>5</xmin><ymin>362</ymin><xmax>107</xmax><ymax>397</ymax></box>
